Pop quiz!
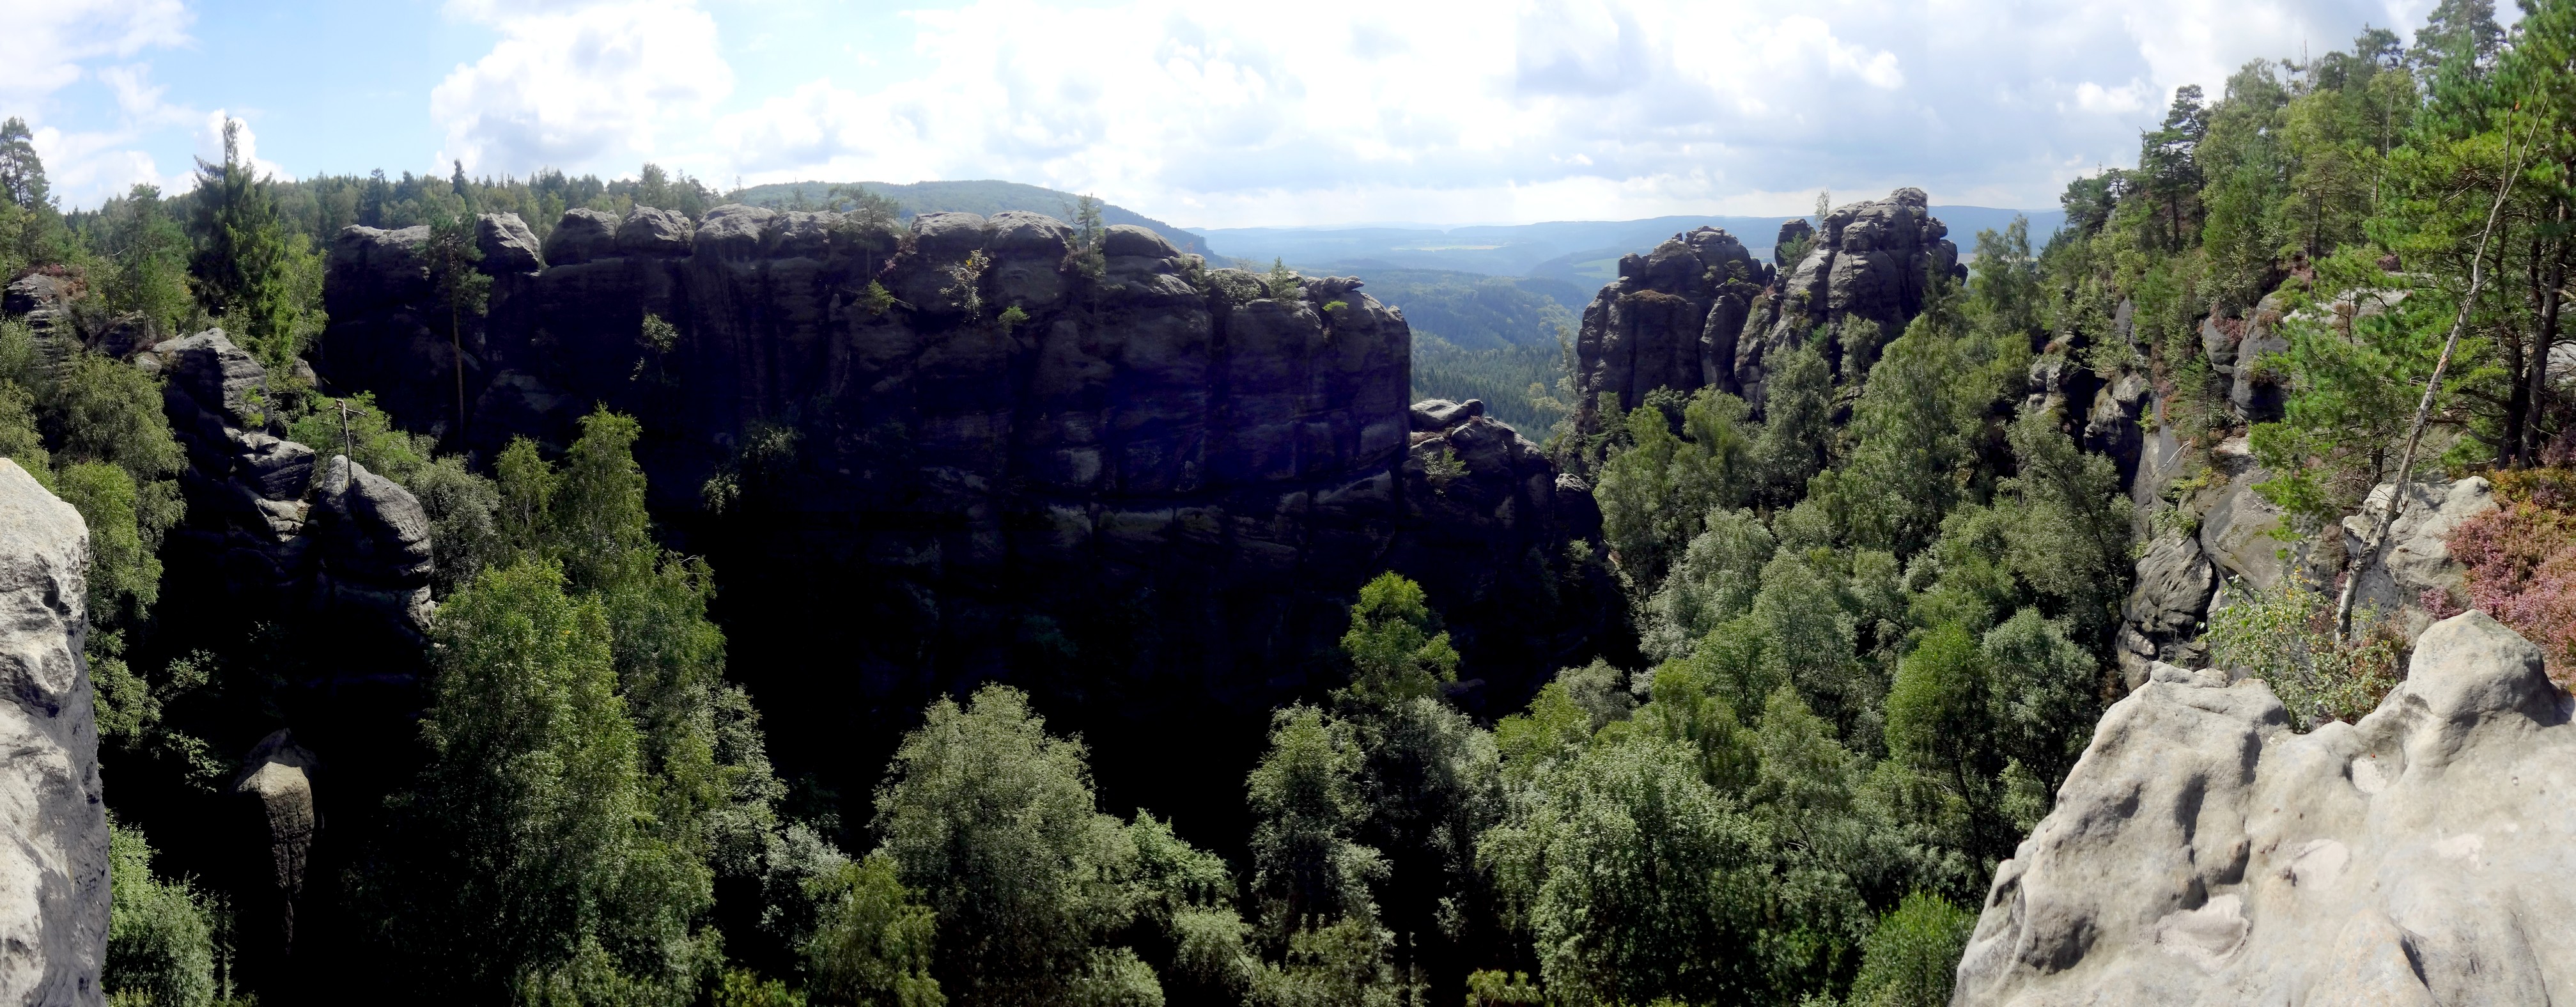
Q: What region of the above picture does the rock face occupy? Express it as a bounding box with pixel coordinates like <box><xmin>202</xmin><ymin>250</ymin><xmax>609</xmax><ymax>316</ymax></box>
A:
<box><xmin>228</xmin><ymin>730</ymin><xmax>319</xmax><ymax>990</ymax></box>
<box><xmin>1567</xmin><ymin>189</ymin><xmax>1962</xmax><ymax>416</ymax></box>
<box><xmin>2114</xmin><ymin>535</ymin><xmax>2216</xmax><ymax>685</ymax></box>
<box><xmin>2343</xmin><ymin>477</ymin><xmax>2499</xmax><ymax>641</ymax></box>
<box><xmin>316</xmin><ymin>207</ymin><xmax>1616</xmax><ymax>728</ymax></box>
<box><xmin>1734</xmin><ymin>188</ymin><xmax>1963</xmax><ymax>403</ymax></box>
<box><xmin>1570</xmin><ymin>226</ymin><xmax>1770</xmax><ymax>412</ymax></box>
<box><xmin>0</xmin><ymin>458</ymin><xmax>109</xmax><ymax>1007</ymax></box>
<box><xmin>144</xmin><ymin>330</ymin><xmax>436</xmax><ymax>653</ymax></box>
<box><xmin>1957</xmin><ymin>611</ymin><xmax>2576</xmax><ymax>1005</ymax></box>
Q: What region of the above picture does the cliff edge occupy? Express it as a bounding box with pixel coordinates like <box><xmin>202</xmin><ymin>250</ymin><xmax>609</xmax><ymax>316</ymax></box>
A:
<box><xmin>0</xmin><ymin>458</ymin><xmax>109</xmax><ymax>1007</ymax></box>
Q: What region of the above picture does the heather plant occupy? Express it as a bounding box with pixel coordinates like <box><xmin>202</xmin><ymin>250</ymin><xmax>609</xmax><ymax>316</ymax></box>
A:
<box><xmin>2448</xmin><ymin>467</ymin><xmax>2576</xmax><ymax>682</ymax></box>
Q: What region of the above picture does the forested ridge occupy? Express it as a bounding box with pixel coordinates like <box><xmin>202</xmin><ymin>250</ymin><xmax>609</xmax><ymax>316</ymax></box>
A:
<box><xmin>3</xmin><ymin>0</ymin><xmax>2574</xmax><ymax>1004</ymax></box>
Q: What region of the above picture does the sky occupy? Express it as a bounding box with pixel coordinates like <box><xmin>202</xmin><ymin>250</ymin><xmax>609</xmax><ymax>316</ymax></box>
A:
<box><xmin>2</xmin><ymin>0</ymin><xmax>2453</xmax><ymax>228</ymax></box>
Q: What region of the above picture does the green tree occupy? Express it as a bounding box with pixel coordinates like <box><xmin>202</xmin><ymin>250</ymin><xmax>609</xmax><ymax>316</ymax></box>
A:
<box><xmin>873</xmin><ymin>684</ymin><xmax>1155</xmax><ymax>1007</ymax></box>
<box><xmin>105</xmin><ymin>816</ymin><xmax>226</xmax><ymax>1007</ymax></box>
<box><xmin>805</xmin><ymin>852</ymin><xmax>944</xmax><ymax>1007</ymax></box>
<box><xmin>1337</xmin><ymin>572</ymin><xmax>1460</xmax><ymax>703</ymax></box>
<box><xmin>1846</xmin><ymin>893</ymin><xmax>1974</xmax><ymax>1007</ymax></box>
<box><xmin>189</xmin><ymin>118</ymin><xmax>311</xmax><ymax>370</ymax></box>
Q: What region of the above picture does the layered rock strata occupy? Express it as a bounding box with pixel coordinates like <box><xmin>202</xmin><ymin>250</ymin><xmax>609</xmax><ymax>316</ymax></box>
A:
<box><xmin>1569</xmin><ymin>226</ymin><xmax>1769</xmax><ymax>413</ymax></box>
<box><xmin>1734</xmin><ymin>187</ymin><xmax>1962</xmax><ymax>403</ymax></box>
<box><xmin>318</xmin><ymin>207</ymin><xmax>1616</xmax><ymax>724</ymax></box>
<box><xmin>0</xmin><ymin>458</ymin><xmax>109</xmax><ymax>1007</ymax></box>
<box><xmin>1958</xmin><ymin>611</ymin><xmax>2576</xmax><ymax>1004</ymax></box>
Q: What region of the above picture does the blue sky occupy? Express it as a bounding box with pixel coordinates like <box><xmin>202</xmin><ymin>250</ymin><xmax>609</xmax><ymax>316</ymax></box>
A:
<box><xmin>4</xmin><ymin>0</ymin><xmax>2449</xmax><ymax>227</ymax></box>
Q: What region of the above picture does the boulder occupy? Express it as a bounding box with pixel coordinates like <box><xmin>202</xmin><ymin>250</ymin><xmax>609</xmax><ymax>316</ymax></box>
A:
<box><xmin>616</xmin><ymin>207</ymin><xmax>692</xmax><ymax>257</ymax></box>
<box><xmin>1957</xmin><ymin>612</ymin><xmax>2576</xmax><ymax>1005</ymax></box>
<box><xmin>475</xmin><ymin>212</ymin><xmax>544</xmax><ymax>274</ymax></box>
<box><xmin>541</xmin><ymin>208</ymin><xmax>621</xmax><ymax>267</ymax></box>
<box><xmin>0</xmin><ymin>458</ymin><xmax>109</xmax><ymax>1007</ymax></box>
<box><xmin>153</xmin><ymin>330</ymin><xmax>270</xmax><ymax>428</ymax></box>
<box><xmin>2343</xmin><ymin>476</ymin><xmax>2499</xmax><ymax>641</ymax></box>
<box><xmin>2198</xmin><ymin>472</ymin><xmax>2294</xmax><ymax>592</ymax></box>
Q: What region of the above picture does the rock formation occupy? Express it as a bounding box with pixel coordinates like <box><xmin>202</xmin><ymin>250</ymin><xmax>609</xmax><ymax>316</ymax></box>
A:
<box><xmin>228</xmin><ymin>729</ymin><xmax>320</xmax><ymax>991</ymax></box>
<box><xmin>142</xmin><ymin>330</ymin><xmax>436</xmax><ymax>653</ymax></box>
<box><xmin>1957</xmin><ymin>611</ymin><xmax>2576</xmax><ymax>1004</ymax></box>
<box><xmin>1566</xmin><ymin>189</ymin><xmax>1963</xmax><ymax>417</ymax></box>
<box><xmin>2342</xmin><ymin>477</ymin><xmax>2497</xmax><ymax>640</ymax></box>
<box><xmin>1569</xmin><ymin>226</ymin><xmax>1769</xmax><ymax>413</ymax></box>
<box><xmin>0</xmin><ymin>458</ymin><xmax>109</xmax><ymax>1007</ymax></box>
<box><xmin>315</xmin><ymin>206</ymin><xmax>1618</xmax><ymax>748</ymax></box>
<box><xmin>1734</xmin><ymin>187</ymin><xmax>1962</xmax><ymax>403</ymax></box>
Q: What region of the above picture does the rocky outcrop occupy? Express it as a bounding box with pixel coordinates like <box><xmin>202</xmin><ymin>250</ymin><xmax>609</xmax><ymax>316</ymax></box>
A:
<box><xmin>142</xmin><ymin>330</ymin><xmax>435</xmax><ymax>651</ymax></box>
<box><xmin>1392</xmin><ymin>400</ymin><xmax>1618</xmax><ymax>676</ymax></box>
<box><xmin>1734</xmin><ymin>188</ymin><xmax>1963</xmax><ymax>403</ymax></box>
<box><xmin>316</xmin><ymin>206</ymin><xmax>1617</xmax><ymax>728</ymax></box>
<box><xmin>0</xmin><ymin>458</ymin><xmax>109</xmax><ymax>1007</ymax></box>
<box><xmin>228</xmin><ymin>729</ymin><xmax>319</xmax><ymax>990</ymax></box>
<box><xmin>1569</xmin><ymin>226</ymin><xmax>1769</xmax><ymax>412</ymax></box>
<box><xmin>1958</xmin><ymin>611</ymin><xmax>2576</xmax><ymax>1005</ymax></box>
<box><xmin>2115</xmin><ymin>535</ymin><xmax>2216</xmax><ymax>686</ymax></box>
<box><xmin>2343</xmin><ymin>477</ymin><xmax>2499</xmax><ymax>641</ymax></box>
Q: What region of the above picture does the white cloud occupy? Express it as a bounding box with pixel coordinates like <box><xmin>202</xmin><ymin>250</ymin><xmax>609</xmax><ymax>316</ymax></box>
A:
<box><xmin>687</xmin><ymin>0</ymin><xmax>2419</xmax><ymax>226</ymax></box>
<box><xmin>196</xmin><ymin>111</ymin><xmax>292</xmax><ymax>183</ymax></box>
<box><xmin>431</xmin><ymin>0</ymin><xmax>735</xmax><ymax>175</ymax></box>
<box><xmin>0</xmin><ymin>0</ymin><xmax>194</xmax><ymax>207</ymax></box>
<box><xmin>0</xmin><ymin>0</ymin><xmax>190</xmax><ymax>105</ymax></box>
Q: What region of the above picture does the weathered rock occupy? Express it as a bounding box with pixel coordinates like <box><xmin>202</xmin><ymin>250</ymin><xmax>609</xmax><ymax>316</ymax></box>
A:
<box><xmin>153</xmin><ymin>330</ymin><xmax>270</xmax><ymax>429</ymax></box>
<box><xmin>2343</xmin><ymin>477</ymin><xmax>2498</xmax><ymax>641</ymax></box>
<box><xmin>228</xmin><ymin>729</ymin><xmax>318</xmax><ymax>987</ymax></box>
<box><xmin>314</xmin><ymin>203</ymin><xmax>1618</xmax><ymax>734</ymax></box>
<box><xmin>541</xmin><ymin>208</ymin><xmax>620</xmax><ymax>267</ymax></box>
<box><xmin>2198</xmin><ymin>471</ymin><xmax>2296</xmax><ymax>593</ymax></box>
<box><xmin>2116</xmin><ymin>535</ymin><xmax>2217</xmax><ymax>687</ymax></box>
<box><xmin>1771</xmin><ymin>218</ymin><xmax>1813</xmax><ymax>269</ymax></box>
<box><xmin>1958</xmin><ymin>611</ymin><xmax>2576</xmax><ymax>1006</ymax></box>
<box><xmin>615</xmin><ymin>207</ymin><xmax>692</xmax><ymax>257</ymax></box>
<box><xmin>2081</xmin><ymin>371</ymin><xmax>2150</xmax><ymax>490</ymax></box>
<box><xmin>1733</xmin><ymin>188</ymin><xmax>1963</xmax><ymax>403</ymax></box>
<box><xmin>0</xmin><ymin>458</ymin><xmax>109</xmax><ymax>1007</ymax></box>
<box><xmin>2227</xmin><ymin>292</ymin><xmax>2290</xmax><ymax>422</ymax></box>
<box><xmin>475</xmin><ymin>212</ymin><xmax>544</xmax><ymax>274</ymax></box>
<box><xmin>1569</xmin><ymin>226</ymin><xmax>1767</xmax><ymax>412</ymax></box>
<box><xmin>5</xmin><ymin>274</ymin><xmax>81</xmax><ymax>379</ymax></box>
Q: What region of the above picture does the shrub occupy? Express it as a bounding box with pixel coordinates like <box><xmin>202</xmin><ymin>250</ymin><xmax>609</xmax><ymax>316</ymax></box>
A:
<box><xmin>1847</xmin><ymin>892</ymin><xmax>1973</xmax><ymax>1007</ymax></box>
<box><xmin>2205</xmin><ymin>579</ymin><xmax>2402</xmax><ymax>730</ymax></box>
<box><xmin>2448</xmin><ymin>467</ymin><xmax>2576</xmax><ymax>683</ymax></box>
<box><xmin>105</xmin><ymin>817</ymin><xmax>226</xmax><ymax>1007</ymax></box>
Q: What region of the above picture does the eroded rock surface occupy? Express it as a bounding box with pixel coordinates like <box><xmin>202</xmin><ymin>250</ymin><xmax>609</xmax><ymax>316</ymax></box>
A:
<box><xmin>1735</xmin><ymin>187</ymin><xmax>1962</xmax><ymax>403</ymax></box>
<box><xmin>2343</xmin><ymin>477</ymin><xmax>2499</xmax><ymax>641</ymax></box>
<box><xmin>1569</xmin><ymin>226</ymin><xmax>1769</xmax><ymax>412</ymax></box>
<box><xmin>1959</xmin><ymin>611</ymin><xmax>2576</xmax><ymax>1005</ymax></box>
<box><xmin>0</xmin><ymin>458</ymin><xmax>109</xmax><ymax>1007</ymax></box>
<box><xmin>316</xmin><ymin>207</ymin><xmax>1618</xmax><ymax>720</ymax></box>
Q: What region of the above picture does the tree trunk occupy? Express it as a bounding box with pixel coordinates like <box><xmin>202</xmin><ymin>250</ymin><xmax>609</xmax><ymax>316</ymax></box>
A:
<box><xmin>2528</xmin><ymin>199</ymin><xmax>2568</xmax><ymax>467</ymax></box>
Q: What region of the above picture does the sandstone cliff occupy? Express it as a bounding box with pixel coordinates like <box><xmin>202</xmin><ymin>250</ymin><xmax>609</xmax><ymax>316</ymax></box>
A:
<box><xmin>0</xmin><ymin>458</ymin><xmax>109</xmax><ymax>1007</ymax></box>
<box><xmin>316</xmin><ymin>205</ymin><xmax>1621</xmax><ymax>793</ymax></box>
<box><xmin>1958</xmin><ymin>611</ymin><xmax>2576</xmax><ymax>1004</ymax></box>
<box><xmin>1569</xmin><ymin>189</ymin><xmax>1963</xmax><ymax>416</ymax></box>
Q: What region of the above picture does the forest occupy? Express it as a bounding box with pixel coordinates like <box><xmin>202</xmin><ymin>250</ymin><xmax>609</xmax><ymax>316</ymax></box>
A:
<box><xmin>2</xmin><ymin>0</ymin><xmax>2573</xmax><ymax>1003</ymax></box>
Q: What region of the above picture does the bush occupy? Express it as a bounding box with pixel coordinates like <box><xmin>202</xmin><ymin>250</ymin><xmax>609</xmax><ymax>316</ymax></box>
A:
<box><xmin>1847</xmin><ymin>892</ymin><xmax>1973</xmax><ymax>1007</ymax></box>
<box><xmin>804</xmin><ymin>852</ymin><xmax>943</xmax><ymax>1007</ymax></box>
<box><xmin>2205</xmin><ymin>579</ymin><xmax>2402</xmax><ymax>730</ymax></box>
<box><xmin>105</xmin><ymin>818</ymin><xmax>226</xmax><ymax>1007</ymax></box>
<box><xmin>2449</xmin><ymin>468</ymin><xmax>2576</xmax><ymax>683</ymax></box>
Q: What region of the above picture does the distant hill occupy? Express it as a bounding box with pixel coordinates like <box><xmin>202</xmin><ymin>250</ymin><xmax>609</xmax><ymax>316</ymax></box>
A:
<box><xmin>1197</xmin><ymin>206</ymin><xmax>2070</xmax><ymax>282</ymax></box>
<box><xmin>732</xmin><ymin>179</ymin><xmax>1209</xmax><ymax>256</ymax></box>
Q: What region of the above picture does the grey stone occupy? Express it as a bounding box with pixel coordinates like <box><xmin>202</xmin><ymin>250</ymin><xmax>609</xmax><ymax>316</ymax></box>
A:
<box><xmin>153</xmin><ymin>329</ymin><xmax>270</xmax><ymax>428</ymax></box>
<box><xmin>2118</xmin><ymin>535</ymin><xmax>2217</xmax><ymax>687</ymax></box>
<box><xmin>475</xmin><ymin>212</ymin><xmax>544</xmax><ymax>274</ymax></box>
<box><xmin>616</xmin><ymin>207</ymin><xmax>693</xmax><ymax>257</ymax></box>
<box><xmin>542</xmin><ymin>208</ymin><xmax>621</xmax><ymax>267</ymax></box>
<box><xmin>1958</xmin><ymin>612</ymin><xmax>2576</xmax><ymax>1006</ymax></box>
<box><xmin>1570</xmin><ymin>226</ymin><xmax>1765</xmax><ymax>412</ymax></box>
<box><xmin>1730</xmin><ymin>189</ymin><xmax>1961</xmax><ymax>404</ymax></box>
<box><xmin>2342</xmin><ymin>476</ymin><xmax>2498</xmax><ymax>641</ymax></box>
<box><xmin>2199</xmin><ymin>472</ymin><xmax>2295</xmax><ymax>592</ymax></box>
<box><xmin>1101</xmin><ymin>224</ymin><xmax>1178</xmax><ymax>259</ymax></box>
<box><xmin>692</xmin><ymin>204</ymin><xmax>773</xmax><ymax>260</ymax></box>
<box><xmin>0</xmin><ymin>458</ymin><xmax>109</xmax><ymax>1007</ymax></box>
<box><xmin>912</xmin><ymin>212</ymin><xmax>993</xmax><ymax>256</ymax></box>
<box><xmin>1410</xmin><ymin>398</ymin><xmax>1484</xmax><ymax>432</ymax></box>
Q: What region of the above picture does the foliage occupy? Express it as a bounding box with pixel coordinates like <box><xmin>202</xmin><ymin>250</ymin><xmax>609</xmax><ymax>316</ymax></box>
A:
<box><xmin>189</xmin><ymin>118</ymin><xmax>320</xmax><ymax>371</ymax></box>
<box><xmin>805</xmin><ymin>852</ymin><xmax>944</xmax><ymax>1007</ymax></box>
<box><xmin>873</xmin><ymin>684</ymin><xmax>1161</xmax><ymax>1006</ymax></box>
<box><xmin>2205</xmin><ymin>579</ymin><xmax>2405</xmax><ymax>730</ymax></box>
<box><xmin>1846</xmin><ymin>893</ymin><xmax>1973</xmax><ymax>1007</ymax></box>
<box><xmin>2448</xmin><ymin>467</ymin><xmax>2576</xmax><ymax>681</ymax></box>
<box><xmin>106</xmin><ymin>816</ymin><xmax>228</xmax><ymax>1007</ymax></box>
<box><xmin>1338</xmin><ymin>572</ymin><xmax>1461</xmax><ymax>703</ymax></box>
